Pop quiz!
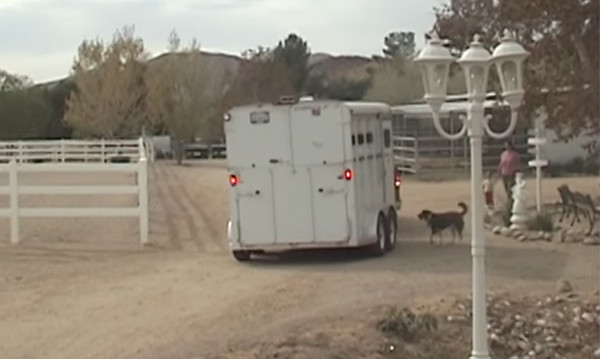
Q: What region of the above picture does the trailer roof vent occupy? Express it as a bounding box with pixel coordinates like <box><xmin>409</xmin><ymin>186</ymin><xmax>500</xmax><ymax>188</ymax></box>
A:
<box><xmin>277</xmin><ymin>95</ymin><xmax>297</xmax><ymax>105</ymax></box>
<box><xmin>298</xmin><ymin>96</ymin><xmax>314</xmax><ymax>102</ymax></box>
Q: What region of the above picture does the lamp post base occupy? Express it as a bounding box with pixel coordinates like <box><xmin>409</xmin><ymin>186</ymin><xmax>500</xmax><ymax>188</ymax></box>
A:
<box><xmin>469</xmin><ymin>354</ymin><xmax>492</xmax><ymax>359</ymax></box>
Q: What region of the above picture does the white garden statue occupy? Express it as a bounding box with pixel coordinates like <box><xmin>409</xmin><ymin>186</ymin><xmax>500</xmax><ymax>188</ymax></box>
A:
<box><xmin>510</xmin><ymin>172</ymin><xmax>530</xmax><ymax>231</ymax></box>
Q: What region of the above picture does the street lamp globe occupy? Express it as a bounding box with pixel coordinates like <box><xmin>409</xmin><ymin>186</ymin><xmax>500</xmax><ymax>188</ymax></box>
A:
<box><xmin>457</xmin><ymin>34</ymin><xmax>492</xmax><ymax>101</ymax></box>
<box><xmin>491</xmin><ymin>29</ymin><xmax>530</xmax><ymax>110</ymax></box>
<box><xmin>415</xmin><ymin>32</ymin><xmax>454</xmax><ymax>113</ymax></box>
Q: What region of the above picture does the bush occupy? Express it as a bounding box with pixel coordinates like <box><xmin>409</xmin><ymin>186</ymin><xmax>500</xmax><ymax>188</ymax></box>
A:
<box><xmin>527</xmin><ymin>211</ymin><xmax>555</xmax><ymax>232</ymax></box>
<box><xmin>378</xmin><ymin>307</ymin><xmax>438</xmax><ymax>342</ymax></box>
<box><xmin>546</xmin><ymin>155</ymin><xmax>600</xmax><ymax>177</ymax></box>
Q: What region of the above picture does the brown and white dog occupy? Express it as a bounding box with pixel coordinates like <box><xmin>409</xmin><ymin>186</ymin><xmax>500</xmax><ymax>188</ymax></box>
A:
<box><xmin>418</xmin><ymin>202</ymin><xmax>468</xmax><ymax>245</ymax></box>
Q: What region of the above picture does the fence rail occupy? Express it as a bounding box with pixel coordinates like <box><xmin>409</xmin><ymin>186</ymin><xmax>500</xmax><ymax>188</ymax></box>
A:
<box><xmin>393</xmin><ymin>136</ymin><xmax>419</xmax><ymax>174</ymax></box>
<box><xmin>0</xmin><ymin>140</ymin><xmax>150</xmax><ymax>245</ymax></box>
<box><xmin>393</xmin><ymin>134</ymin><xmax>531</xmax><ymax>177</ymax></box>
<box><xmin>0</xmin><ymin>137</ymin><xmax>154</xmax><ymax>164</ymax></box>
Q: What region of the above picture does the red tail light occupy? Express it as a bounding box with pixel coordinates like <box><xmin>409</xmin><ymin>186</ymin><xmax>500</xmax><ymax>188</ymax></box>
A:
<box><xmin>229</xmin><ymin>174</ymin><xmax>239</xmax><ymax>187</ymax></box>
<box><xmin>394</xmin><ymin>173</ymin><xmax>402</xmax><ymax>188</ymax></box>
<box><xmin>344</xmin><ymin>169</ymin><xmax>353</xmax><ymax>181</ymax></box>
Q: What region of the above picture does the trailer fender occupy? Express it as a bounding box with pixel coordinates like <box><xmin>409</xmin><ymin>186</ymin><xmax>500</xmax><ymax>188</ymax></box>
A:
<box><xmin>227</xmin><ymin>220</ymin><xmax>235</xmax><ymax>243</ymax></box>
<box><xmin>367</xmin><ymin>211</ymin><xmax>385</xmax><ymax>243</ymax></box>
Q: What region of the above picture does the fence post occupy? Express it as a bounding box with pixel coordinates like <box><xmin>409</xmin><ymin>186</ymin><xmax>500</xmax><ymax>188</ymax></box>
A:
<box><xmin>60</xmin><ymin>139</ymin><xmax>65</xmax><ymax>163</ymax></box>
<box><xmin>138</xmin><ymin>157</ymin><xmax>149</xmax><ymax>245</ymax></box>
<box><xmin>9</xmin><ymin>159</ymin><xmax>19</xmax><ymax>244</ymax></box>
<box><xmin>101</xmin><ymin>138</ymin><xmax>106</xmax><ymax>163</ymax></box>
<box><xmin>414</xmin><ymin>136</ymin><xmax>420</xmax><ymax>174</ymax></box>
<box><xmin>17</xmin><ymin>141</ymin><xmax>23</xmax><ymax>164</ymax></box>
<box><xmin>150</xmin><ymin>139</ymin><xmax>155</xmax><ymax>162</ymax></box>
<box><xmin>138</xmin><ymin>137</ymin><xmax>145</xmax><ymax>161</ymax></box>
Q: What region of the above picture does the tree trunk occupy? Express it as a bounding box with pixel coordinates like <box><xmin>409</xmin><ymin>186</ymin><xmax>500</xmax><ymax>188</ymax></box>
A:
<box><xmin>174</xmin><ymin>139</ymin><xmax>184</xmax><ymax>165</ymax></box>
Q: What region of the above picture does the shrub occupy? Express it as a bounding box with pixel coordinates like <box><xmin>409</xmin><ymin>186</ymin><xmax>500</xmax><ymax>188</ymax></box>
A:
<box><xmin>527</xmin><ymin>211</ymin><xmax>555</xmax><ymax>232</ymax></box>
<box><xmin>378</xmin><ymin>307</ymin><xmax>438</xmax><ymax>342</ymax></box>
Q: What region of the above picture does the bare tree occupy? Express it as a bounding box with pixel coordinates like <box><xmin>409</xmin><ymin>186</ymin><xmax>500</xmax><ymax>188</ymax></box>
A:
<box><xmin>146</xmin><ymin>30</ymin><xmax>218</xmax><ymax>164</ymax></box>
<box><xmin>65</xmin><ymin>25</ymin><xmax>149</xmax><ymax>139</ymax></box>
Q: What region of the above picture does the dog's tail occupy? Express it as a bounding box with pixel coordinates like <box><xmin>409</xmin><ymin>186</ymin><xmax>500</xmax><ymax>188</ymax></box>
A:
<box><xmin>457</xmin><ymin>202</ymin><xmax>468</xmax><ymax>216</ymax></box>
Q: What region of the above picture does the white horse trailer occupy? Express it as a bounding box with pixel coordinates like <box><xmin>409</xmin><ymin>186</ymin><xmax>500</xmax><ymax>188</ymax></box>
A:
<box><xmin>224</xmin><ymin>99</ymin><xmax>401</xmax><ymax>261</ymax></box>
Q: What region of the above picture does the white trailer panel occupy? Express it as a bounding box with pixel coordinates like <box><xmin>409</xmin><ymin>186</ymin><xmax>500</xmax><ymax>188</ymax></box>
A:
<box><xmin>224</xmin><ymin>99</ymin><xmax>400</xmax><ymax>261</ymax></box>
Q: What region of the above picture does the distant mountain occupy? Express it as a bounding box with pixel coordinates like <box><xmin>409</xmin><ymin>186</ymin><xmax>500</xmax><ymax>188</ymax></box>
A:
<box><xmin>308</xmin><ymin>54</ymin><xmax>377</xmax><ymax>82</ymax></box>
<box><xmin>35</xmin><ymin>50</ymin><xmax>380</xmax><ymax>93</ymax></box>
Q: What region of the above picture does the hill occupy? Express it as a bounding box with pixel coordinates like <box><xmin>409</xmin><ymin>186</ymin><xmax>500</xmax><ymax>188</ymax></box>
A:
<box><xmin>35</xmin><ymin>50</ymin><xmax>380</xmax><ymax>94</ymax></box>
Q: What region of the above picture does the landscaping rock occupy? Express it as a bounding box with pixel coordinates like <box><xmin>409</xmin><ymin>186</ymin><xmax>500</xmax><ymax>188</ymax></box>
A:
<box><xmin>444</xmin><ymin>292</ymin><xmax>599</xmax><ymax>359</ymax></box>
<box><xmin>583</xmin><ymin>236</ymin><xmax>600</xmax><ymax>245</ymax></box>
<box><xmin>493</xmin><ymin>226</ymin><xmax>502</xmax><ymax>235</ymax></box>
<box><xmin>559</xmin><ymin>229</ymin><xmax>568</xmax><ymax>242</ymax></box>
<box><xmin>556</xmin><ymin>279</ymin><xmax>573</xmax><ymax>294</ymax></box>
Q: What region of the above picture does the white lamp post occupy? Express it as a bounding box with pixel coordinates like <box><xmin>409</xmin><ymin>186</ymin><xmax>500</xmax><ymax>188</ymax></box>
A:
<box><xmin>416</xmin><ymin>30</ymin><xmax>529</xmax><ymax>359</ymax></box>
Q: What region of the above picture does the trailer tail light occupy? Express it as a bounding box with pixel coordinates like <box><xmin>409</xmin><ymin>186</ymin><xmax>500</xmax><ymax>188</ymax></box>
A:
<box><xmin>394</xmin><ymin>172</ymin><xmax>402</xmax><ymax>188</ymax></box>
<box><xmin>229</xmin><ymin>174</ymin><xmax>239</xmax><ymax>187</ymax></box>
<box><xmin>344</xmin><ymin>169</ymin><xmax>353</xmax><ymax>181</ymax></box>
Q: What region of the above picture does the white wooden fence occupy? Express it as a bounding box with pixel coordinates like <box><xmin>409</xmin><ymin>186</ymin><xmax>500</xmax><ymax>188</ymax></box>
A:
<box><xmin>0</xmin><ymin>137</ymin><xmax>154</xmax><ymax>164</ymax></box>
<box><xmin>0</xmin><ymin>139</ymin><xmax>150</xmax><ymax>245</ymax></box>
<box><xmin>393</xmin><ymin>136</ymin><xmax>419</xmax><ymax>174</ymax></box>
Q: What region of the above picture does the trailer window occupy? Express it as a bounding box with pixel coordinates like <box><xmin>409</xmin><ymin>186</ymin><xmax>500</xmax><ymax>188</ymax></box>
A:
<box><xmin>384</xmin><ymin>129</ymin><xmax>391</xmax><ymax>148</ymax></box>
<box><xmin>352</xmin><ymin>135</ymin><xmax>356</xmax><ymax>146</ymax></box>
<box><xmin>250</xmin><ymin>111</ymin><xmax>270</xmax><ymax>124</ymax></box>
<box><xmin>357</xmin><ymin>134</ymin><xmax>364</xmax><ymax>145</ymax></box>
<box><xmin>366</xmin><ymin>132</ymin><xmax>373</xmax><ymax>144</ymax></box>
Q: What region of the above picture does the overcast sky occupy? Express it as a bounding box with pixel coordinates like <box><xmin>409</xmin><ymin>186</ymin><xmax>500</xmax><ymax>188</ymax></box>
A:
<box><xmin>1</xmin><ymin>0</ymin><xmax>447</xmax><ymax>83</ymax></box>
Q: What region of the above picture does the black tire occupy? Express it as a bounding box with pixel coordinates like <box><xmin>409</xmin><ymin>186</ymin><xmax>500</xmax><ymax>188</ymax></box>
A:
<box><xmin>232</xmin><ymin>250</ymin><xmax>251</xmax><ymax>262</ymax></box>
<box><xmin>386</xmin><ymin>208</ymin><xmax>398</xmax><ymax>252</ymax></box>
<box><xmin>370</xmin><ymin>213</ymin><xmax>388</xmax><ymax>256</ymax></box>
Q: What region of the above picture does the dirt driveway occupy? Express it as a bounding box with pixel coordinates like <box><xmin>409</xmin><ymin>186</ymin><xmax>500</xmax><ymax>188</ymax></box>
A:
<box><xmin>0</xmin><ymin>161</ymin><xmax>597</xmax><ymax>359</ymax></box>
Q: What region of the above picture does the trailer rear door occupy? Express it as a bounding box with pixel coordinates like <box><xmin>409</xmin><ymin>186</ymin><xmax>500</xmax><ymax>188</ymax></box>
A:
<box><xmin>272</xmin><ymin>167</ymin><xmax>314</xmax><ymax>244</ymax></box>
<box><xmin>290</xmin><ymin>103</ymin><xmax>350</xmax><ymax>243</ymax></box>
<box><xmin>310</xmin><ymin>166</ymin><xmax>350</xmax><ymax>242</ymax></box>
<box><xmin>290</xmin><ymin>103</ymin><xmax>346</xmax><ymax>165</ymax></box>
<box><xmin>235</xmin><ymin>168</ymin><xmax>276</xmax><ymax>245</ymax></box>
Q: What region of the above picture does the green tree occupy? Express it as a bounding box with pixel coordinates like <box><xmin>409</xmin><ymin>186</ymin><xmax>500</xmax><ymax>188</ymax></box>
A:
<box><xmin>273</xmin><ymin>33</ymin><xmax>311</xmax><ymax>93</ymax></box>
<box><xmin>222</xmin><ymin>46</ymin><xmax>294</xmax><ymax>107</ymax></box>
<box><xmin>40</xmin><ymin>80</ymin><xmax>75</xmax><ymax>138</ymax></box>
<box><xmin>0</xmin><ymin>70</ymin><xmax>32</xmax><ymax>91</ymax></box>
<box><xmin>0</xmin><ymin>70</ymin><xmax>53</xmax><ymax>140</ymax></box>
<box><xmin>383</xmin><ymin>31</ymin><xmax>416</xmax><ymax>58</ymax></box>
<box><xmin>364</xmin><ymin>57</ymin><xmax>423</xmax><ymax>105</ymax></box>
<box><xmin>65</xmin><ymin>25</ymin><xmax>149</xmax><ymax>139</ymax></box>
<box><xmin>305</xmin><ymin>75</ymin><xmax>372</xmax><ymax>101</ymax></box>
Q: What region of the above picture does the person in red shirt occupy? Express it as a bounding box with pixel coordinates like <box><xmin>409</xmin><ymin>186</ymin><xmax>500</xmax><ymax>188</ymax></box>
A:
<box><xmin>497</xmin><ymin>140</ymin><xmax>521</xmax><ymax>203</ymax></box>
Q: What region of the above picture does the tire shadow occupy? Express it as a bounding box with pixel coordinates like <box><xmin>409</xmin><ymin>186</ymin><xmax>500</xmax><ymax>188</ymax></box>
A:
<box><xmin>245</xmin><ymin>215</ymin><xmax>570</xmax><ymax>282</ymax></box>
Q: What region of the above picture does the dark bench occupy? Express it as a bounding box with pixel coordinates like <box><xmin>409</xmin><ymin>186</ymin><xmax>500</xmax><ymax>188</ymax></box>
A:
<box><xmin>557</xmin><ymin>184</ymin><xmax>599</xmax><ymax>234</ymax></box>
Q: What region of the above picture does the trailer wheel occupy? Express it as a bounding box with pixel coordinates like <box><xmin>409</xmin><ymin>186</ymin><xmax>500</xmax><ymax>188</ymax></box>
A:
<box><xmin>232</xmin><ymin>250</ymin><xmax>251</xmax><ymax>262</ymax></box>
<box><xmin>370</xmin><ymin>213</ymin><xmax>388</xmax><ymax>256</ymax></box>
<box><xmin>386</xmin><ymin>208</ymin><xmax>397</xmax><ymax>252</ymax></box>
